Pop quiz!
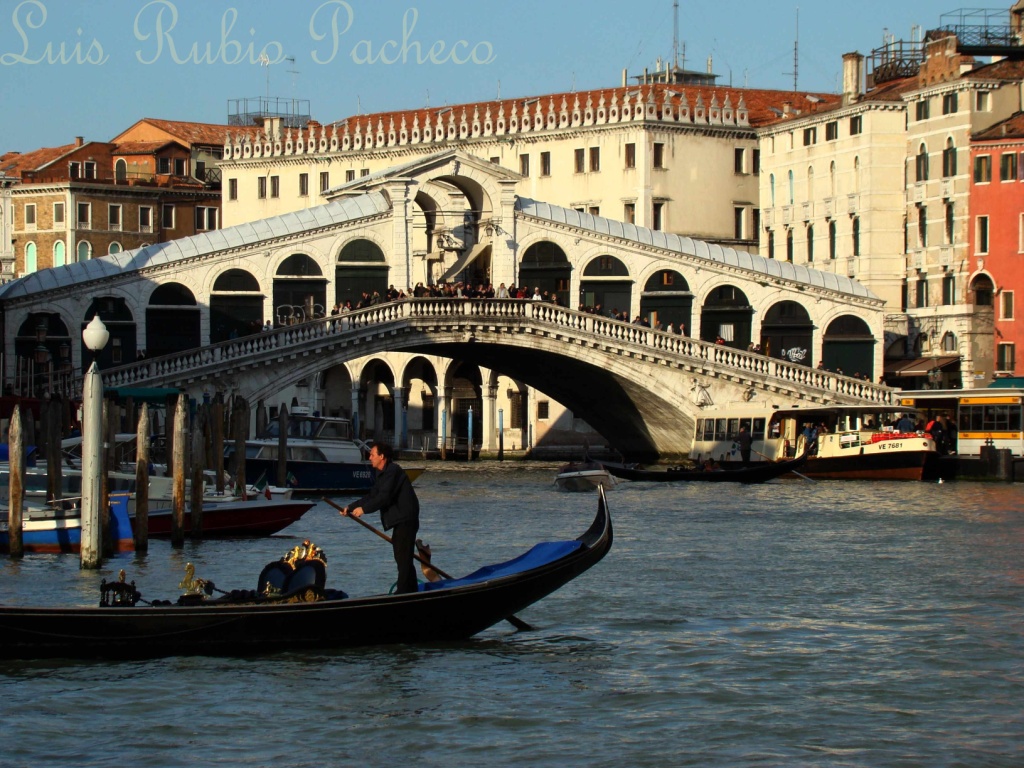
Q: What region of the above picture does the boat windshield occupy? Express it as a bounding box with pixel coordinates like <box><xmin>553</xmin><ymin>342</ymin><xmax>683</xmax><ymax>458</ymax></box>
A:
<box><xmin>262</xmin><ymin>417</ymin><xmax>352</xmax><ymax>440</ymax></box>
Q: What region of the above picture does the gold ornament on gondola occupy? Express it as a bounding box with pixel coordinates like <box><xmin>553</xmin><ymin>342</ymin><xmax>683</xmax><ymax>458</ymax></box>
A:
<box><xmin>178</xmin><ymin>563</ymin><xmax>211</xmax><ymax>596</ymax></box>
<box><xmin>282</xmin><ymin>539</ymin><xmax>327</xmax><ymax>568</ymax></box>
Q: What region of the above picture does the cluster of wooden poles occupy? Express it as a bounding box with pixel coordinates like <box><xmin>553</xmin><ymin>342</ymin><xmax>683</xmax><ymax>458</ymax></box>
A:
<box><xmin>5</xmin><ymin>392</ymin><xmax>263</xmax><ymax>566</ymax></box>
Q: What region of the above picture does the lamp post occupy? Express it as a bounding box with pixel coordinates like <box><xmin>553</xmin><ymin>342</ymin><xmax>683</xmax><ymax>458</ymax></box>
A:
<box><xmin>80</xmin><ymin>315</ymin><xmax>109</xmax><ymax>569</ymax></box>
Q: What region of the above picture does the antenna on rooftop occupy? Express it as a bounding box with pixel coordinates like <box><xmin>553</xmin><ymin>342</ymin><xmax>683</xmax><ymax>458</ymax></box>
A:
<box><xmin>673</xmin><ymin>0</ymin><xmax>680</xmax><ymax>69</ymax></box>
<box><xmin>258</xmin><ymin>52</ymin><xmax>271</xmax><ymax>101</ymax></box>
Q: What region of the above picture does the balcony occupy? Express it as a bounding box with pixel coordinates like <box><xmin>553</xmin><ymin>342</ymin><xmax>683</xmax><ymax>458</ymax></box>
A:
<box><xmin>782</xmin><ymin>206</ymin><xmax>793</xmax><ymax>225</ymax></box>
<box><xmin>912</xmin><ymin>184</ymin><xmax>925</xmax><ymax>203</ymax></box>
<box><xmin>939</xmin><ymin>245</ymin><xmax>953</xmax><ymax>267</ymax></box>
<box><xmin>822</xmin><ymin>197</ymin><xmax>834</xmax><ymax>218</ymax></box>
<box><xmin>846</xmin><ymin>194</ymin><xmax>858</xmax><ymax>215</ymax></box>
<box><xmin>763</xmin><ymin>208</ymin><xmax>775</xmax><ymax>228</ymax></box>
<box><xmin>800</xmin><ymin>201</ymin><xmax>813</xmax><ymax>222</ymax></box>
<box><xmin>940</xmin><ymin>178</ymin><xmax>953</xmax><ymax>199</ymax></box>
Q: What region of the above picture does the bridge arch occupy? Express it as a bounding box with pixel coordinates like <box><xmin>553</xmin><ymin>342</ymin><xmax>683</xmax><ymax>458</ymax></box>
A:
<box><xmin>640</xmin><ymin>268</ymin><xmax>693</xmax><ymax>332</ymax></box>
<box><xmin>353</xmin><ymin>357</ymin><xmax>398</xmax><ymax>441</ymax></box>
<box><xmin>519</xmin><ymin>239</ymin><xmax>572</xmax><ymax>305</ymax></box>
<box><xmin>146</xmin><ymin>283</ymin><xmax>201</xmax><ymax>358</ymax></box>
<box><xmin>274</xmin><ymin>252</ymin><xmax>328</xmax><ymax>324</ymax></box>
<box><xmin>444</xmin><ymin>359</ymin><xmax>483</xmax><ymax>446</ymax></box>
<box><xmin>210</xmin><ymin>268</ymin><xmax>265</xmax><ymax>342</ymax></box>
<box><xmin>13</xmin><ymin>312</ymin><xmax>73</xmax><ymax>395</ymax></box>
<box><xmin>579</xmin><ymin>254</ymin><xmax>632</xmax><ymax>315</ymax></box>
<box><xmin>336</xmin><ymin>237</ymin><xmax>389</xmax><ymax>309</ymax></box>
<box><xmin>699</xmin><ymin>283</ymin><xmax>753</xmax><ymax>349</ymax></box>
<box><xmin>822</xmin><ymin>314</ymin><xmax>876</xmax><ymax>378</ymax></box>
<box><xmin>83</xmin><ymin>295</ymin><xmax>136</xmax><ymax>368</ymax></box>
<box><xmin>761</xmin><ymin>300</ymin><xmax>814</xmax><ymax>365</ymax></box>
<box><xmin>396</xmin><ymin>355</ymin><xmax>441</xmax><ymax>439</ymax></box>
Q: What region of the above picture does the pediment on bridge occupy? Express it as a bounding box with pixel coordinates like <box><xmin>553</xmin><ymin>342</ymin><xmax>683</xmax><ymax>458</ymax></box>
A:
<box><xmin>325</xmin><ymin>148</ymin><xmax>521</xmax><ymax>199</ymax></box>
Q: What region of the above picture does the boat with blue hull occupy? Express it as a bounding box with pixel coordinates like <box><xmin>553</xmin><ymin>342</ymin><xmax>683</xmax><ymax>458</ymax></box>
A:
<box><xmin>227</xmin><ymin>412</ymin><xmax>424</xmax><ymax>493</ymax></box>
<box><xmin>0</xmin><ymin>494</ymin><xmax>134</xmax><ymax>554</ymax></box>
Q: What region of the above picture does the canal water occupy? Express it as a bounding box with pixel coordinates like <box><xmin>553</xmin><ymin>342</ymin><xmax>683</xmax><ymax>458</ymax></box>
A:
<box><xmin>0</xmin><ymin>465</ymin><xmax>1021</xmax><ymax>767</ymax></box>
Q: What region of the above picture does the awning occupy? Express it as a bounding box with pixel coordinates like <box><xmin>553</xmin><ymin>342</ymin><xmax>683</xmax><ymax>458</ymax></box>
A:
<box><xmin>438</xmin><ymin>243</ymin><xmax>490</xmax><ymax>283</ymax></box>
<box><xmin>883</xmin><ymin>355</ymin><xmax>961</xmax><ymax>377</ymax></box>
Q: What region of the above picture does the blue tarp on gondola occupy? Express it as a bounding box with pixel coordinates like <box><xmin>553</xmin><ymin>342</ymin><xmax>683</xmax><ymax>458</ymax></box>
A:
<box><xmin>420</xmin><ymin>540</ymin><xmax>583</xmax><ymax>591</ymax></box>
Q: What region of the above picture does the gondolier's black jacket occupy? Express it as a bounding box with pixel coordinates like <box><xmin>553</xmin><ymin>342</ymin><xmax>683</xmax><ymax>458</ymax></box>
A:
<box><xmin>351</xmin><ymin>461</ymin><xmax>419</xmax><ymax>531</ymax></box>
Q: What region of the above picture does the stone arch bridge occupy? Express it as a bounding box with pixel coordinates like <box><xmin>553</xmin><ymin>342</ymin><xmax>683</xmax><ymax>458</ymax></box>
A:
<box><xmin>95</xmin><ymin>299</ymin><xmax>892</xmax><ymax>459</ymax></box>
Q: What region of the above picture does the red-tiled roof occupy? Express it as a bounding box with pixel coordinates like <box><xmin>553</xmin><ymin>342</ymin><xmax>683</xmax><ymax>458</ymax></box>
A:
<box><xmin>325</xmin><ymin>82</ymin><xmax>843</xmax><ymax>135</ymax></box>
<box><xmin>974</xmin><ymin>111</ymin><xmax>1024</xmax><ymax>141</ymax></box>
<box><xmin>967</xmin><ymin>58</ymin><xmax>1024</xmax><ymax>81</ymax></box>
<box><xmin>114</xmin><ymin>140</ymin><xmax>179</xmax><ymax>155</ymax></box>
<box><xmin>114</xmin><ymin>118</ymin><xmax>262</xmax><ymax>147</ymax></box>
<box><xmin>0</xmin><ymin>142</ymin><xmax>78</xmax><ymax>178</ymax></box>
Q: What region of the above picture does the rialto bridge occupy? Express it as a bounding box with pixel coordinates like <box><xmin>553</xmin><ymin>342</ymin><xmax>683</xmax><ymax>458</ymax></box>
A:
<box><xmin>0</xmin><ymin>150</ymin><xmax>892</xmax><ymax>458</ymax></box>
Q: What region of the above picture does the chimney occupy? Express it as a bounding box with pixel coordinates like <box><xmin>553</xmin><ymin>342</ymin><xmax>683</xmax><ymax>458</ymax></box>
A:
<box><xmin>622</xmin><ymin>68</ymin><xmax>628</xmax><ymax>87</ymax></box>
<box><xmin>842</xmin><ymin>52</ymin><xmax>864</xmax><ymax>105</ymax></box>
<box><xmin>74</xmin><ymin>136</ymin><xmax>84</xmax><ymax>147</ymax></box>
<box><xmin>707</xmin><ymin>55</ymin><xmax>713</xmax><ymax>74</ymax></box>
<box><xmin>782</xmin><ymin>101</ymin><xmax>792</xmax><ymax>115</ymax></box>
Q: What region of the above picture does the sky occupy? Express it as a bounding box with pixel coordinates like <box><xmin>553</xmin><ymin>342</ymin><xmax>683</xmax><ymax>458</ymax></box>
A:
<box><xmin>0</xmin><ymin>0</ymin><xmax>979</xmax><ymax>152</ymax></box>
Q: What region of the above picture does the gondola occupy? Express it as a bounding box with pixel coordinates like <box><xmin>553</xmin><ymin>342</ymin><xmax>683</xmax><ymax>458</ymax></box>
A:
<box><xmin>0</xmin><ymin>488</ymin><xmax>613</xmax><ymax>660</ymax></box>
<box><xmin>600</xmin><ymin>453</ymin><xmax>808</xmax><ymax>484</ymax></box>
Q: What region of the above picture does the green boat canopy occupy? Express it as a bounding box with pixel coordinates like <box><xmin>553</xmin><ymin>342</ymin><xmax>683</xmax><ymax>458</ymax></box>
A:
<box><xmin>103</xmin><ymin>387</ymin><xmax>182</xmax><ymax>404</ymax></box>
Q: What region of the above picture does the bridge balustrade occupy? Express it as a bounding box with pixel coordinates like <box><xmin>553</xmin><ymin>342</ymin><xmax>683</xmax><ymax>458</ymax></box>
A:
<box><xmin>86</xmin><ymin>298</ymin><xmax>893</xmax><ymax>405</ymax></box>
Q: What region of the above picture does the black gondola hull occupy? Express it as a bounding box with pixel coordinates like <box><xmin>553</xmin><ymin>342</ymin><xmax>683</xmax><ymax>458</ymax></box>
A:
<box><xmin>601</xmin><ymin>454</ymin><xmax>808</xmax><ymax>483</ymax></box>
<box><xmin>0</xmin><ymin>492</ymin><xmax>612</xmax><ymax>660</ymax></box>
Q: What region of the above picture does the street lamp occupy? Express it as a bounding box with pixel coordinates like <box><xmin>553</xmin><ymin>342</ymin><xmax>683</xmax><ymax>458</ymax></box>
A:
<box><xmin>80</xmin><ymin>315</ymin><xmax>109</xmax><ymax>569</ymax></box>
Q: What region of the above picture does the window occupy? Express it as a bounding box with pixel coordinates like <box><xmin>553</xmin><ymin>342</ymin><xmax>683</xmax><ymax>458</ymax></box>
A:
<box><xmin>829</xmin><ymin>220</ymin><xmax>837</xmax><ymax>259</ymax></box>
<box><xmin>139</xmin><ymin>206</ymin><xmax>152</xmax><ymax>233</ymax></box>
<box><xmin>945</xmin><ymin>203</ymin><xmax>954</xmax><ymax>244</ymax></box>
<box><xmin>320</xmin><ymin>171</ymin><xmax>329</xmax><ymax>192</ymax></box>
<box><xmin>752</xmin><ymin>208</ymin><xmax>760</xmax><ymax>233</ymax></box>
<box><xmin>917</xmin><ymin>205</ymin><xmax>927</xmax><ymax>248</ymax></box>
<box><xmin>786</xmin><ymin>228</ymin><xmax>794</xmax><ymax>262</ymax></box>
<box><xmin>574</xmin><ymin>148</ymin><xmax>585</xmax><ymax>173</ymax></box>
<box><xmin>174</xmin><ymin>158</ymin><xmax>186</xmax><ymax>176</ymax></box>
<box><xmin>270</xmin><ymin>176</ymin><xmax>280</xmax><ymax>198</ymax></box>
<box><xmin>53</xmin><ymin>202</ymin><xmax>64</xmax><ymax>226</ymax></box>
<box><xmin>942</xmin><ymin>92</ymin><xmax>958</xmax><ymax>115</ymax></box>
<box><xmin>943</xmin><ymin>140</ymin><xmax>957</xmax><ymax>177</ymax></box>
<box><xmin>734</xmin><ymin>147</ymin><xmax>745</xmax><ymax>173</ymax></box>
<box><xmin>83</xmin><ymin>161</ymin><xmax>97</xmax><ymax>180</ymax></box>
<box><xmin>228</xmin><ymin>178</ymin><xmax>238</xmax><ymax>200</ymax></box>
<box><xmin>76</xmin><ymin>202</ymin><xmax>91</xmax><ymax>228</ymax></box>
<box><xmin>157</xmin><ymin>157</ymin><xmax>171</xmax><ymax>175</ymax></box>
<box><xmin>112</xmin><ymin>337</ymin><xmax>122</xmax><ymax>365</ymax></box>
<box><xmin>977</xmin><ymin>215</ymin><xmax>989</xmax><ymax>254</ymax></box>
<box><xmin>24</xmin><ymin>242</ymin><xmax>36</xmax><ymax>273</ymax></box>
<box><xmin>1001</xmin><ymin>153</ymin><xmax>1017</xmax><ymax>181</ymax></box>
<box><xmin>346</xmin><ymin>170</ymin><xmax>355</xmax><ymax>182</ymax></box>
<box><xmin>825</xmin><ymin>121</ymin><xmax>838</xmax><ymax>141</ymax></box>
<box><xmin>195</xmin><ymin>206</ymin><xmax>217</xmax><ymax>230</ymax></box>
<box><xmin>623</xmin><ymin>202</ymin><xmax>635</xmax><ymax>223</ymax></box>
<box><xmin>258</xmin><ymin>177</ymin><xmax>267</xmax><ymax>199</ymax></box>
<box><xmin>849</xmin><ymin>115</ymin><xmax>862</xmax><ymax>135</ymax></box>
<box><xmin>734</xmin><ymin>207</ymin><xmax>745</xmax><ymax>239</ymax></box>
<box><xmin>752</xmin><ymin>149</ymin><xmax>760</xmax><ymax>175</ymax></box>
<box><xmin>540</xmin><ymin>151</ymin><xmax>551</xmax><ymax>176</ymax></box>
<box><xmin>519</xmin><ymin>153</ymin><xmax>530</xmax><ymax>176</ymax></box>
<box><xmin>852</xmin><ymin>216</ymin><xmax>861</xmax><ymax>256</ymax></box>
<box><xmin>538</xmin><ymin>401</ymin><xmax>550</xmax><ymax>420</ymax></box>
<box><xmin>68</xmin><ymin>161</ymin><xmax>80</xmax><ymax>179</ymax></box>
<box><xmin>974</xmin><ymin>155</ymin><xmax>991</xmax><ymax>183</ymax></box>
<box><xmin>108</xmin><ymin>204</ymin><xmax>121</xmax><ymax>231</ymax></box>
<box><xmin>625</xmin><ymin>143</ymin><xmax>636</xmax><ymax>169</ymax></box>
<box><xmin>915</xmin><ymin>99</ymin><xmax>930</xmax><ymax>121</ymax></box>
<box><xmin>916</xmin><ymin>276</ymin><xmax>929</xmax><ymax>308</ymax></box>
<box><xmin>77</xmin><ymin>241</ymin><xmax>91</xmax><ymax>261</ymax></box>
<box><xmin>489</xmin><ymin>156</ymin><xmax>499</xmax><ymax>164</ymax></box>
<box><xmin>1020</xmin><ymin>213</ymin><xmax>1024</xmax><ymax>252</ymax></box>
<box><xmin>997</xmin><ymin>343</ymin><xmax>1015</xmax><ymax>372</ymax></box>
<box><xmin>652</xmin><ymin>202</ymin><xmax>664</xmax><ymax>231</ymax></box>
<box><xmin>299</xmin><ymin>173</ymin><xmax>309</xmax><ymax>196</ymax></box>
<box><xmin>24</xmin><ymin>203</ymin><xmax>35</xmax><ymax>228</ymax></box>
<box><xmin>653</xmin><ymin>142</ymin><xmax>665</xmax><ymax>169</ymax></box>
<box><xmin>1001</xmin><ymin>290</ymin><xmax>1014</xmax><ymax>320</ymax></box>
<box><xmin>806</xmin><ymin>224</ymin><xmax>814</xmax><ymax>262</ymax></box>
<box><xmin>802</xmin><ymin>127</ymin><xmax>817</xmax><ymax>146</ymax></box>
<box><xmin>977</xmin><ymin>91</ymin><xmax>991</xmax><ymax>111</ymax></box>
<box><xmin>767</xmin><ymin>230</ymin><xmax>775</xmax><ymax>259</ymax></box>
<box><xmin>360</xmin><ymin>168</ymin><xmax>370</xmax><ymax>177</ymax></box>
<box><xmin>943</xmin><ymin>274</ymin><xmax>956</xmax><ymax>305</ymax></box>
<box><xmin>161</xmin><ymin>204</ymin><xmax>175</xmax><ymax>229</ymax></box>
<box><xmin>53</xmin><ymin>240</ymin><xmax>65</xmax><ymax>267</ymax></box>
<box><xmin>588</xmin><ymin>206</ymin><xmax>600</xmax><ymax>216</ymax></box>
<box><xmin>916</xmin><ymin>144</ymin><xmax>929</xmax><ymax>182</ymax></box>
<box><xmin>589</xmin><ymin>147</ymin><xmax>600</xmax><ymax>172</ymax></box>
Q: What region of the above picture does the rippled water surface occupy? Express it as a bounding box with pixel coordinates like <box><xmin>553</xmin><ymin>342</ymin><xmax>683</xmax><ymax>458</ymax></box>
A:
<box><xmin>1</xmin><ymin>465</ymin><xmax>1022</xmax><ymax>767</ymax></box>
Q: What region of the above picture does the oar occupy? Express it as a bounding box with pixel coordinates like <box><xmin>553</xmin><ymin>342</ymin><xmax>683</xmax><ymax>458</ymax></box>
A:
<box><xmin>739</xmin><ymin>443</ymin><xmax>816</xmax><ymax>483</ymax></box>
<box><xmin>322</xmin><ymin>497</ymin><xmax>533</xmax><ymax>631</ymax></box>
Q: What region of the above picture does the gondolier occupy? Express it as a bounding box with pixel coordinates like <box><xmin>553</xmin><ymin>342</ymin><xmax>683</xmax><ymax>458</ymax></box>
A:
<box><xmin>340</xmin><ymin>442</ymin><xmax>421</xmax><ymax>593</ymax></box>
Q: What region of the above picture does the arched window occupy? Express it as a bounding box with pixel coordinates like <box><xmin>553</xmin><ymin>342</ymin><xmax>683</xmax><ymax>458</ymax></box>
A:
<box><xmin>787</xmin><ymin>170</ymin><xmax>794</xmax><ymax>205</ymax></box>
<box><xmin>77</xmin><ymin>241</ymin><xmax>91</xmax><ymax>262</ymax></box>
<box><xmin>829</xmin><ymin>220</ymin><xmax>837</xmax><ymax>259</ymax></box>
<box><xmin>806</xmin><ymin>225</ymin><xmax>814</xmax><ymax>263</ymax></box>
<box><xmin>943</xmin><ymin>138</ymin><xmax>957</xmax><ymax>177</ymax></box>
<box><xmin>853</xmin><ymin>156</ymin><xmax>861</xmax><ymax>193</ymax></box>
<box><xmin>916</xmin><ymin>143</ymin><xmax>929</xmax><ymax>182</ymax></box>
<box><xmin>829</xmin><ymin>161</ymin><xmax>836</xmax><ymax>197</ymax></box>
<box><xmin>53</xmin><ymin>240</ymin><xmax>65</xmax><ymax>267</ymax></box>
<box><xmin>769</xmin><ymin>173</ymin><xmax>776</xmax><ymax>207</ymax></box>
<box><xmin>806</xmin><ymin>166</ymin><xmax>814</xmax><ymax>200</ymax></box>
<box><xmin>108</xmin><ymin>242</ymin><xmax>122</xmax><ymax>255</ymax></box>
<box><xmin>852</xmin><ymin>216</ymin><xmax>861</xmax><ymax>257</ymax></box>
<box><xmin>115</xmin><ymin>158</ymin><xmax>127</xmax><ymax>182</ymax></box>
<box><xmin>786</xmin><ymin>228</ymin><xmax>794</xmax><ymax>262</ymax></box>
<box><xmin>24</xmin><ymin>242</ymin><xmax>36</xmax><ymax>273</ymax></box>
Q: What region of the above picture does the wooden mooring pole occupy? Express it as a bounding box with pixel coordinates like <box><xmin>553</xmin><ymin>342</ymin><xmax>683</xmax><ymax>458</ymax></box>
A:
<box><xmin>134</xmin><ymin>403</ymin><xmax>150</xmax><ymax>552</ymax></box>
<box><xmin>171</xmin><ymin>394</ymin><xmax>187</xmax><ymax>547</ymax></box>
<box><xmin>7</xmin><ymin>406</ymin><xmax>24</xmax><ymax>558</ymax></box>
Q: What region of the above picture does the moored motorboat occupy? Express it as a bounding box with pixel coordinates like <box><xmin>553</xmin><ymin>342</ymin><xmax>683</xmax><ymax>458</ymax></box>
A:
<box><xmin>601</xmin><ymin>453</ymin><xmax>808</xmax><ymax>483</ymax></box>
<box><xmin>0</xmin><ymin>488</ymin><xmax>613</xmax><ymax>659</ymax></box>
<box><xmin>0</xmin><ymin>494</ymin><xmax>134</xmax><ymax>554</ymax></box>
<box><xmin>225</xmin><ymin>411</ymin><xmax>425</xmax><ymax>493</ymax></box>
<box><xmin>143</xmin><ymin>497</ymin><xmax>315</xmax><ymax>537</ymax></box>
